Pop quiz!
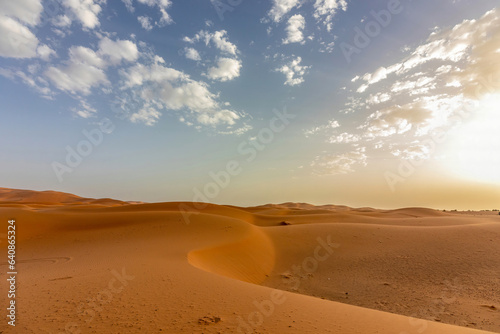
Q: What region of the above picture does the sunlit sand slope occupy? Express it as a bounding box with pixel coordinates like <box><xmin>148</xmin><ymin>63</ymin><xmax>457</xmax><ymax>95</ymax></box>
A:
<box><xmin>0</xmin><ymin>189</ymin><xmax>498</xmax><ymax>333</ymax></box>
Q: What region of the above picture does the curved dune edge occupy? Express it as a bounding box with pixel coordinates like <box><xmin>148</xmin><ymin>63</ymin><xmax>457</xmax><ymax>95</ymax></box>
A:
<box><xmin>1</xmin><ymin>189</ymin><xmax>499</xmax><ymax>333</ymax></box>
<box><xmin>182</xmin><ymin>205</ymin><xmax>499</xmax><ymax>333</ymax></box>
<box><xmin>187</xmin><ymin>223</ymin><xmax>496</xmax><ymax>334</ymax></box>
<box><xmin>187</xmin><ymin>225</ymin><xmax>276</xmax><ymax>284</ymax></box>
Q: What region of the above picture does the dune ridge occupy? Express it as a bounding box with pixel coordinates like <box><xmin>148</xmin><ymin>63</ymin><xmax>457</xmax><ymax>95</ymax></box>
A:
<box><xmin>0</xmin><ymin>188</ymin><xmax>499</xmax><ymax>333</ymax></box>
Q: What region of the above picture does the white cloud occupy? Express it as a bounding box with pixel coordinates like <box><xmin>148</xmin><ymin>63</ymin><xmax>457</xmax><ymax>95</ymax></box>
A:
<box><xmin>0</xmin><ymin>15</ymin><xmax>38</xmax><ymax>58</ymax></box>
<box><xmin>328</xmin><ymin>132</ymin><xmax>360</xmax><ymax>144</ymax></box>
<box><xmin>340</xmin><ymin>96</ymin><xmax>365</xmax><ymax>113</ymax></box>
<box><xmin>184</xmin><ymin>47</ymin><xmax>201</xmax><ymax>61</ymax></box>
<box><xmin>356</xmin><ymin>84</ymin><xmax>368</xmax><ymax>93</ymax></box>
<box><xmin>70</xmin><ymin>46</ymin><xmax>105</xmax><ymax>68</ymax></box>
<box><xmin>137</xmin><ymin>15</ymin><xmax>152</xmax><ymax>30</ymax></box>
<box><xmin>318</xmin><ymin>40</ymin><xmax>335</xmax><ymax>53</ymax></box>
<box><xmin>391</xmin><ymin>143</ymin><xmax>431</xmax><ymax>161</ymax></box>
<box><xmin>154</xmin><ymin>55</ymin><xmax>165</xmax><ymax>64</ymax></box>
<box><xmin>445</xmin><ymin>80</ymin><xmax>461</xmax><ymax>88</ymax></box>
<box><xmin>362</xmin><ymin>94</ymin><xmax>465</xmax><ymax>139</ymax></box>
<box><xmin>74</xmin><ymin>99</ymin><xmax>97</xmax><ymax>118</ymax></box>
<box><xmin>0</xmin><ymin>0</ymin><xmax>43</xmax><ymax>26</ymax></box>
<box><xmin>452</xmin><ymin>10</ymin><xmax>500</xmax><ymax>99</ymax></box>
<box><xmin>362</xmin><ymin>67</ymin><xmax>387</xmax><ymax>85</ymax></box>
<box><xmin>37</xmin><ymin>44</ymin><xmax>56</xmax><ymax>61</ymax></box>
<box><xmin>63</xmin><ymin>0</ymin><xmax>104</xmax><ymax>29</ymax></box>
<box><xmin>435</xmin><ymin>65</ymin><xmax>453</xmax><ymax>75</ymax></box>
<box><xmin>121</xmin><ymin>63</ymin><xmax>186</xmax><ymax>88</ymax></box>
<box><xmin>98</xmin><ymin>37</ymin><xmax>139</xmax><ymax>65</ymax></box>
<box><xmin>185</xmin><ymin>30</ymin><xmax>238</xmax><ymax>56</ymax></box>
<box><xmin>268</xmin><ymin>0</ymin><xmax>302</xmax><ymax>23</ymax></box>
<box><xmin>313</xmin><ymin>0</ymin><xmax>348</xmax><ymax>29</ymax></box>
<box><xmin>305</xmin><ymin>8</ymin><xmax>500</xmax><ymax>173</ymax></box>
<box><xmin>217</xmin><ymin>123</ymin><xmax>253</xmax><ymax>136</ymax></box>
<box><xmin>137</xmin><ymin>0</ymin><xmax>173</xmax><ymax>25</ymax></box>
<box><xmin>120</xmin><ymin>62</ymin><xmax>241</xmax><ymax>126</ymax></box>
<box><xmin>45</xmin><ymin>62</ymin><xmax>108</xmax><ymax>95</ymax></box>
<box><xmin>197</xmin><ymin>109</ymin><xmax>240</xmax><ymax>126</ymax></box>
<box><xmin>357</xmin><ymin>8</ymin><xmax>500</xmax><ymax>93</ymax></box>
<box><xmin>362</xmin><ymin>102</ymin><xmax>431</xmax><ymax>138</ymax></box>
<box><xmin>283</xmin><ymin>14</ymin><xmax>305</xmax><ymax>44</ymax></box>
<box><xmin>205</xmin><ymin>57</ymin><xmax>241</xmax><ymax>82</ymax></box>
<box><xmin>130</xmin><ymin>105</ymin><xmax>161</xmax><ymax>125</ymax></box>
<box><xmin>0</xmin><ymin>67</ymin><xmax>53</xmax><ymax>97</ymax></box>
<box><xmin>366</xmin><ymin>92</ymin><xmax>391</xmax><ymax>105</ymax></box>
<box><xmin>277</xmin><ymin>56</ymin><xmax>310</xmax><ymax>86</ymax></box>
<box><xmin>304</xmin><ymin>119</ymin><xmax>340</xmax><ymax>137</ymax></box>
<box><xmin>335</xmin><ymin>7</ymin><xmax>500</xmax><ymax>159</ymax></box>
<box><xmin>314</xmin><ymin>0</ymin><xmax>348</xmax><ymax>17</ymax></box>
<box><xmin>121</xmin><ymin>0</ymin><xmax>134</xmax><ymax>12</ymax></box>
<box><xmin>312</xmin><ymin>147</ymin><xmax>367</xmax><ymax>175</ymax></box>
<box><xmin>183</xmin><ymin>30</ymin><xmax>242</xmax><ymax>84</ymax></box>
<box><xmin>52</xmin><ymin>15</ymin><xmax>72</xmax><ymax>28</ymax></box>
<box><xmin>391</xmin><ymin>76</ymin><xmax>435</xmax><ymax>93</ymax></box>
<box><xmin>43</xmin><ymin>37</ymin><xmax>138</xmax><ymax>95</ymax></box>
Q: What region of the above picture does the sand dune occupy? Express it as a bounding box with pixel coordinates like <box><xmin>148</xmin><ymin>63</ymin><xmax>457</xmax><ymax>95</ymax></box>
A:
<box><xmin>0</xmin><ymin>188</ymin><xmax>499</xmax><ymax>333</ymax></box>
<box><xmin>0</xmin><ymin>187</ymin><xmax>129</xmax><ymax>206</ymax></box>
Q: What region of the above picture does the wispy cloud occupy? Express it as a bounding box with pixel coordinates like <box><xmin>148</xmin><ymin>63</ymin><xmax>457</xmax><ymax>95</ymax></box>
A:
<box><xmin>276</xmin><ymin>56</ymin><xmax>311</xmax><ymax>86</ymax></box>
<box><xmin>307</xmin><ymin>7</ymin><xmax>500</xmax><ymax>174</ymax></box>
<box><xmin>312</xmin><ymin>147</ymin><xmax>367</xmax><ymax>175</ymax></box>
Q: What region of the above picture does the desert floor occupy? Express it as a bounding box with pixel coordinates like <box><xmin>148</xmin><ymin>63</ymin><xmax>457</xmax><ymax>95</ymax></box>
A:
<box><xmin>0</xmin><ymin>188</ymin><xmax>499</xmax><ymax>333</ymax></box>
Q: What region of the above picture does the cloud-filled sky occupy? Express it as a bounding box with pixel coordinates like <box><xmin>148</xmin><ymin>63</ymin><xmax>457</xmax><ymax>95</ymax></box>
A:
<box><xmin>1</xmin><ymin>0</ymin><xmax>499</xmax><ymax>209</ymax></box>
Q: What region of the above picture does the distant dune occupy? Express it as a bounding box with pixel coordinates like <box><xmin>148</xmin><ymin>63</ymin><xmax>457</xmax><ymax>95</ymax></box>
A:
<box><xmin>0</xmin><ymin>188</ymin><xmax>499</xmax><ymax>333</ymax></box>
<box><xmin>0</xmin><ymin>187</ymin><xmax>130</xmax><ymax>206</ymax></box>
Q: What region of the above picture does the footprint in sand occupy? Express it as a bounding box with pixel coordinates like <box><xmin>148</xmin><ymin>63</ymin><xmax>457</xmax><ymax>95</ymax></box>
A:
<box><xmin>48</xmin><ymin>276</ymin><xmax>73</xmax><ymax>281</ymax></box>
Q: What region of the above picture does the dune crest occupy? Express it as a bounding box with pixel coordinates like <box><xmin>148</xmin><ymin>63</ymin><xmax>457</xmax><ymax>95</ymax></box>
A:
<box><xmin>188</xmin><ymin>226</ymin><xmax>275</xmax><ymax>284</ymax></box>
<box><xmin>0</xmin><ymin>188</ymin><xmax>498</xmax><ymax>333</ymax></box>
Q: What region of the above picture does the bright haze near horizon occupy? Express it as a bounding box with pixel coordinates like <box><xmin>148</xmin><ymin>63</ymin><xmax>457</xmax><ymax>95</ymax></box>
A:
<box><xmin>1</xmin><ymin>0</ymin><xmax>499</xmax><ymax>210</ymax></box>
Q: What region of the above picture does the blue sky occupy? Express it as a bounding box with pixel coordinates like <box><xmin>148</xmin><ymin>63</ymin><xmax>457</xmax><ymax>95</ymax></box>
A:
<box><xmin>1</xmin><ymin>0</ymin><xmax>500</xmax><ymax>209</ymax></box>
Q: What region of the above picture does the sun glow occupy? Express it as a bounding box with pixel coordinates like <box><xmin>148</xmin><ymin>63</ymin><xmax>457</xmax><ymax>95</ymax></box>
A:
<box><xmin>446</xmin><ymin>93</ymin><xmax>500</xmax><ymax>184</ymax></box>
